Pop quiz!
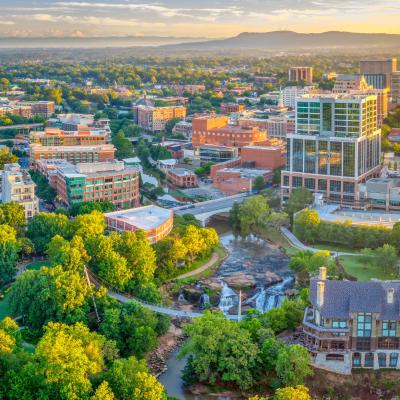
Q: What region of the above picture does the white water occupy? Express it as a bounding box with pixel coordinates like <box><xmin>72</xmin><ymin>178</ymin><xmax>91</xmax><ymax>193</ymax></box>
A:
<box><xmin>248</xmin><ymin>276</ymin><xmax>295</xmax><ymax>313</ymax></box>
<box><xmin>218</xmin><ymin>282</ymin><xmax>239</xmax><ymax>313</ymax></box>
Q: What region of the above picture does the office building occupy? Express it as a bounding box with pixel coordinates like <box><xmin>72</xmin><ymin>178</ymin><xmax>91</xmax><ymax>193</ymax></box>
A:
<box><xmin>288</xmin><ymin>67</ymin><xmax>313</xmax><ymax>83</ymax></box>
<box><xmin>1</xmin><ymin>163</ymin><xmax>39</xmax><ymax>219</ymax></box>
<box><xmin>282</xmin><ymin>85</ymin><xmax>316</xmax><ymax>108</ymax></box>
<box><xmin>360</xmin><ymin>58</ymin><xmax>397</xmax><ymax>89</ymax></box>
<box><xmin>105</xmin><ymin>205</ymin><xmax>174</xmax><ymax>243</ymax></box>
<box><xmin>30</xmin><ymin>144</ymin><xmax>115</xmax><ymax>164</ymax></box>
<box><xmin>333</xmin><ymin>75</ymin><xmax>371</xmax><ymax>93</ymax></box>
<box><xmin>30</xmin><ymin>128</ymin><xmax>107</xmax><ymax>147</ymax></box>
<box><xmin>303</xmin><ymin>267</ymin><xmax>400</xmax><ymax>375</ymax></box>
<box><xmin>282</xmin><ymin>94</ymin><xmax>381</xmax><ymax>205</ymax></box>
<box><xmin>192</xmin><ymin>115</ymin><xmax>267</xmax><ymax>150</ymax></box>
<box><xmin>38</xmin><ymin>160</ymin><xmax>139</xmax><ymax>208</ymax></box>
<box><xmin>199</xmin><ymin>145</ymin><xmax>238</xmax><ymax>163</ymax></box>
<box><xmin>172</xmin><ymin>120</ymin><xmax>192</xmax><ymax>139</ymax></box>
<box><xmin>266</xmin><ymin>115</ymin><xmax>296</xmax><ymax>138</ymax></box>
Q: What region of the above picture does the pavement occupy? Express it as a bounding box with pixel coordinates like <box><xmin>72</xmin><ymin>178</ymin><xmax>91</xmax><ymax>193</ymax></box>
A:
<box><xmin>280</xmin><ymin>227</ymin><xmax>359</xmax><ymax>257</ymax></box>
<box><xmin>175</xmin><ymin>193</ymin><xmax>248</xmax><ymax>216</ymax></box>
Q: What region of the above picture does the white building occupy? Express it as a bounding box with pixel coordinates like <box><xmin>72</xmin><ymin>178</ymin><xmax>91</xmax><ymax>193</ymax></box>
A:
<box><xmin>282</xmin><ymin>85</ymin><xmax>315</xmax><ymax>109</ymax></box>
<box><xmin>1</xmin><ymin>164</ymin><xmax>39</xmax><ymax>219</ymax></box>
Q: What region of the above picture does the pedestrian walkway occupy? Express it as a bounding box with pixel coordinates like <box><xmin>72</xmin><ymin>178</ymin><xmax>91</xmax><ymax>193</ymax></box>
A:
<box><xmin>280</xmin><ymin>227</ymin><xmax>359</xmax><ymax>256</ymax></box>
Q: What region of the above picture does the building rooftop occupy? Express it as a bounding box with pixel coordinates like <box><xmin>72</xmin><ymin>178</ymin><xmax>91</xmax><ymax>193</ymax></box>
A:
<box><xmin>105</xmin><ymin>205</ymin><xmax>173</xmax><ymax>231</ymax></box>
<box><xmin>242</xmin><ymin>145</ymin><xmax>281</xmax><ymax>151</ymax></box>
<box><xmin>30</xmin><ymin>144</ymin><xmax>114</xmax><ymax>151</ymax></box>
<box><xmin>31</xmin><ymin>128</ymin><xmax>106</xmax><ymax>137</ymax></box>
<box><xmin>219</xmin><ymin>167</ymin><xmax>271</xmax><ymax>178</ymax></box>
<box><xmin>169</xmin><ymin>168</ymin><xmax>196</xmax><ymax>177</ymax></box>
<box><xmin>310</xmin><ymin>278</ymin><xmax>400</xmax><ymax>320</ymax></box>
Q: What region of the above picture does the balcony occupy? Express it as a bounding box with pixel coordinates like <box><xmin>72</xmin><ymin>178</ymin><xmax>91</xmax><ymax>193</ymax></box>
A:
<box><xmin>303</xmin><ymin>307</ymin><xmax>350</xmax><ymax>339</ymax></box>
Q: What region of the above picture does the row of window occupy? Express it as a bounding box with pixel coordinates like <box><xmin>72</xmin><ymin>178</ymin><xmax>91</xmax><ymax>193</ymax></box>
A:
<box><xmin>353</xmin><ymin>352</ymin><xmax>398</xmax><ymax>368</ymax></box>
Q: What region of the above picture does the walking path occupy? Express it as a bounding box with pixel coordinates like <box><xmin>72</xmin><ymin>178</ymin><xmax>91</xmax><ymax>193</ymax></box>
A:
<box><xmin>88</xmin><ymin>270</ymin><xmax>238</xmax><ymax>321</ymax></box>
<box><xmin>280</xmin><ymin>227</ymin><xmax>359</xmax><ymax>257</ymax></box>
<box><xmin>170</xmin><ymin>252</ymin><xmax>220</xmax><ymax>281</ymax></box>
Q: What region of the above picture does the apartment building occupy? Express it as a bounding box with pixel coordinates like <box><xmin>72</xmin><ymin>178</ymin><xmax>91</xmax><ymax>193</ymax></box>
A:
<box><xmin>192</xmin><ymin>115</ymin><xmax>267</xmax><ymax>149</ymax></box>
<box><xmin>0</xmin><ymin>105</ymin><xmax>32</xmax><ymax>118</ymax></box>
<box><xmin>303</xmin><ymin>267</ymin><xmax>400</xmax><ymax>374</ymax></box>
<box><xmin>172</xmin><ymin>120</ymin><xmax>192</xmax><ymax>139</ymax></box>
<box><xmin>105</xmin><ymin>205</ymin><xmax>174</xmax><ymax>243</ymax></box>
<box><xmin>220</xmin><ymin>103</ymin><xmax>246</xmax><ymax>114</ymax></box>
<box><xmin>167</xmin><ymin>168</ymin><xmax>198</xmax><ymax>188</ymax></box>
<box><xmin>39</xmin><ymin>160</ymin><xmax>139</xmax><ymax>208</ymax></box>
<box><xmin>266</xmin><ymin>115</ymin><xmax>296</xmax><ymax>138</ymax></box>
<box><xmin>1</xmin><ymin>163</ymin><xmax>39</xmax><ymax>219</ymax></box>
<box><xmin>135</xmin><ymin>105</ymin><xmax>186</xmax><ymax>133</ymax></box>
<box><xmin>281</xmin><ymin>94</ymin><xmax>381</xmax><ymax>205</ymax></box>
<box><xmin>288</xmin><ymin>67</ymin><xmax>313</xmax><ymax>83</ymax></box>
<box><xmin>30</xmin><ymin>128</ymin><xmax>107</xmax><ymax>147</ymax></box>
<box><xmin>19</xmin><ymin>101</ymin><xmax>55</xmax><ymax>118</ymax></box>
<box><xmin>30</xmin><ymin>144</ymin><xmax>115</xmax><ymax>164</ymax></box>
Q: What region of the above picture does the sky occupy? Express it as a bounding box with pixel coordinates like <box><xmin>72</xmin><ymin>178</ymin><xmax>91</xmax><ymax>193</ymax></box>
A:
<box><xmin>1</xmin><ymin>0</ymin><xmax>400</xmax><ymax>38</ymax></box>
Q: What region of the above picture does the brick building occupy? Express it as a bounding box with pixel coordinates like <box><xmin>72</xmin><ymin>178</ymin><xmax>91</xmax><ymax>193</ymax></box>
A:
<box><xmin>288</xmin><ymin>67</ymin><xmax>313</xmax><ymax>83</ymax></box>
<box><xmin>135</xmin><ymin>105</ymin><xmax>186</xmax><ymax>133</ymax></box>
<box><xmin>220</xmin><ymin>103</ymin><xmax>246</xmax><ymax>114</ymax></box>
<box><xmin>167</xmin><ymin>168</ymin><xmax>198</xmax><ymax>188</ymax></box>
<box><xmin>192</xmin><ymin>115</ymin><xmax>266</xmax><ymax>149</ymax></box>
<box><xmin>19</xmin><ymin>101</ymin><xmax>55</xmax><ymax>118</ymax></box>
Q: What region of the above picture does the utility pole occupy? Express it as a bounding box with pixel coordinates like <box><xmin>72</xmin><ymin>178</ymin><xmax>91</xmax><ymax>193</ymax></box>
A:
<box><xmin>238</xmin><ymin>290</ymin><xmax>242</xmax><ymax>322</ymax></box>
<box><xmin>84</xmin><ymin>266</ymin><xmax>100</xmax><ymax>323</ymax></box>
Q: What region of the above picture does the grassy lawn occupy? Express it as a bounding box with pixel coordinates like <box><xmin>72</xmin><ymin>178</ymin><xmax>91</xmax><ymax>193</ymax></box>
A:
<box><xmin>25</xmin><ymin>260</ymin><xmax>48</xmax><ymax>270</ymax></box>
<box><xmin>312</xmin><ymin>243</ymin><xmax>361</xmax><ymax>254</ymax></box>
<box><xmin>339</xmin><ymin>255</ymin><xmax>398</xmax><ymax>281</ymax></box>
<box><xmin>260</xmin><ymin>227</ymin><xmax>298</xmax><ymax>256</ymax></box>
<box><xmin>0</xmin><ymin>291</ymin><xmax>12</xmax><ymax>320</ymax></box>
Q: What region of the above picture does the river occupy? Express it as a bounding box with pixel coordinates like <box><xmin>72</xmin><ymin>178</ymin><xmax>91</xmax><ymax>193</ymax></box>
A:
<box><xmin>159</xmin><ymin>218</ymin><xmax>293</xmax><ymax>399</ymax></box>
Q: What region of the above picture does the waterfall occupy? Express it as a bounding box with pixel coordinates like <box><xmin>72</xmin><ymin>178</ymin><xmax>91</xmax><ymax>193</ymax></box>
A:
<box><xmin>199</xmin><ymin>293</ymin><xmax>210</xmax><ymax>308</ymax></box>
<box><xmin>177</xmin><ymin>290</ymin><xmax>187</xmax><ymax>303</ymax></box>
<box><xmin>247</xmin><ymin>276</ymin><xmax>295</xmax><ymax>313</ymax></box>
<box><xmin>218</xmin><ymin>282</ymin><xmax>238</xmax><ymax>314</ymax></box>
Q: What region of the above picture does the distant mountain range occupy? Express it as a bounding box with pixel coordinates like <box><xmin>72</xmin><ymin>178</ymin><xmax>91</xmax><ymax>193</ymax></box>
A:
<box><xmin>165</xmin><ymin>31</ymin><xmax>400</xmax><ymax>50</ymax></box>
<box><xmin>1</xmin><ymin>31</ymin><xmax>400</xmax><ymax>51</ymax></box>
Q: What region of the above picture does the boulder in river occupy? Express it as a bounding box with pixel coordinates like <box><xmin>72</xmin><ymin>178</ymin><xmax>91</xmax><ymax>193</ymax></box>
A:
<box><xmin>224</xmin><ymin>272</ymin><xmax>257</xmax><ymax>290</ymax></box>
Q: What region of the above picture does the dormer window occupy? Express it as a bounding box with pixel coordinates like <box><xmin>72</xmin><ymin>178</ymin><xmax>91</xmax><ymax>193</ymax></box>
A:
<box><xmin>332</xmin><ymin>319</ymin><xmax>347</xmax><ymax>329</ymax></box>
<box><xmin>382</xmin><ymin>321</ymin><xmax>396</xmax><ymax>337</ymax></box>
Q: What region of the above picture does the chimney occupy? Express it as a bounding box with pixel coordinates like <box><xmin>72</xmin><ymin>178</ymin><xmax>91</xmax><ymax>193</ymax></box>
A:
<box><xmin>319</xmin><ymin>267</ymin><xmax>327</xmax><ymax>281</ymax></box>
<box><xmin>387</xmin><ymin>288</ymin><xmax>395</xmax><ymax>304</ymax></box>
<box><xmin>317</xmin><ymin>281</ymin><xmax>325</xmax><ymax>308</ymax></box>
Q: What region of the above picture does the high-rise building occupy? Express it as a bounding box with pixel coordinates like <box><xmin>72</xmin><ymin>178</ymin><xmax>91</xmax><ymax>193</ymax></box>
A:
<box><xmin>1</xmin><ymin>163</ymin><xmax>39</xmax><ymax>219</ymax></box>
<box><xmin>281</xmin><ymin>94</ymin><xmax>381</xmax><ymax>205</ymax></box>
<box><xmin>282</xmin><ymin>85</ymin><xmax>316</xmax><ymax>108</ymax></box>
<box><xmin>288</xmin><ymin>67</ymin><xmax>313</xmax><ymax>83</ymax></box>
<box><xmin>360</xmin><ymin>58</ymin><xmax>397</xmax><ymax>89</ymax></box>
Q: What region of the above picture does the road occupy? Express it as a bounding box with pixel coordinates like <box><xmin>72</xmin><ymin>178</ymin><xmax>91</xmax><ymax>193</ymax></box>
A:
<box><xmin>174</xmin><ymin>193</ymin><xmax>248</xmax><ymax>216</ymax></box>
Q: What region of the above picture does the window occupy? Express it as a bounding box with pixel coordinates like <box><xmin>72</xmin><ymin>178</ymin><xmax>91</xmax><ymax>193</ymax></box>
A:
<box><xmin>332</xmin><ymin>320</ymin><xmax>347</xmax><ymax>329</ymax></box>
<box><xmin>318</xmin><ymin>179</ymin><xmax>327</xmax><ymax>192</ymax></box>
<box><xmin>352</xmin><ymin>353</ymin><xmax>361</xmax><ymax>367</ymax></box>
<box><xmin>364</xmin><ymin>353</ymin><xmax>374</xmax><ymax>367</ymax></box>
<box><xmin>382</xmin><ymin>321</ymin><xmax>396</xmax><ymax>337</ymax></box>
<box><xmin>356</xmin><ymin>338</ymin><xmax>371</xmax><ymax>351</ymax></box>
<box><xmin>292</xmin><ymin>176</ymin><xmax>303</xmax><ymax>188</ymax></box>
<box><xmin>378</xmin><ymin>337</ymin><xmax>399</xmax><ymax>349</ymax></box>
<box><xmin>357</xmin><ymin>313</ymin><xmax>372</xmax><ymax>337</ymax></box>
<box><xmin>378</xmin><ymin>353</ymin><xmax>387</xmax><ymax>368</ymax></box>
<box><xmin>390</xmin><ymin>353</ymin><xmax>398</xmax><ymax>368</ymax></box>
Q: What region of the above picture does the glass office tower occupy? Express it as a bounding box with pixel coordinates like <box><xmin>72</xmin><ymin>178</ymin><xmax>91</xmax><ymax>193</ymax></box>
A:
<box><xmin>281</xmin><ymin>94</ymin><xmax>381</xmax><ymax>204</ymax></box>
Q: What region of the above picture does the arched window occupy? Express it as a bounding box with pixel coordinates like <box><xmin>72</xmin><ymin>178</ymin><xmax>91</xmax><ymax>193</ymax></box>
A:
<box><xmin>390</xmin><ymin>353</ymin><xmax>398</xmax><ymax>368</ymax></box>
<box><xmin>378</xmin><ymin>353</ymin><xmax>387</xmax><ymax>368</ymax></box>
<box><xmin>364</xmin><ymin>353</ymin><xmax>374</xmax><ymax>367</ymax></box>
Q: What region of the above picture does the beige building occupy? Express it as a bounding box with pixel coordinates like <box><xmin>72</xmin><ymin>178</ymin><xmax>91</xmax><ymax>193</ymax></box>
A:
<box><xmin>288</xmin><ymin>67</ymin><xmax>313</xmax><ymax>83</ymax></box>
<box><xmin>1</xmin><ymin>164</ymin><xmax>39</xmax><ymax>219</ymax></box>
<box><xmin>135</xmin><ymin>105</ymin><xmax>186</xmax><ymax>133</ymax></box>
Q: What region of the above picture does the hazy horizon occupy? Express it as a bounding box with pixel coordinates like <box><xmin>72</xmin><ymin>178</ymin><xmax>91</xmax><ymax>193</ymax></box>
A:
<box><xmin>1</xmin><ymin>0</ymin><xmax>400</xmax><ymax>38</ymax></box>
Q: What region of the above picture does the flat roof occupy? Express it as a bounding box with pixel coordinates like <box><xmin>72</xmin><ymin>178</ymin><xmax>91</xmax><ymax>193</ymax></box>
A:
<box><xmin>242</xmin><ymin>145</ymin><xmax>281</xmax><ymax>151</ymax></box>
<box><xmin>105</xmin><ymin>205</ymin><xmax>172</xmax><ymax>230</ymax></box>
<box><xmin>169</xmin><ymin>168</ymin><xmax>196</xmax><ymax>177</ymax></box>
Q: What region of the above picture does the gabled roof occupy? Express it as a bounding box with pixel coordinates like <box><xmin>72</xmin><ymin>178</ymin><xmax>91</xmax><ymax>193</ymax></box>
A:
<box><xmin>310</xmin><ymin>279</ymin><xmax>400</xmax><ymax>320</ymax></box>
